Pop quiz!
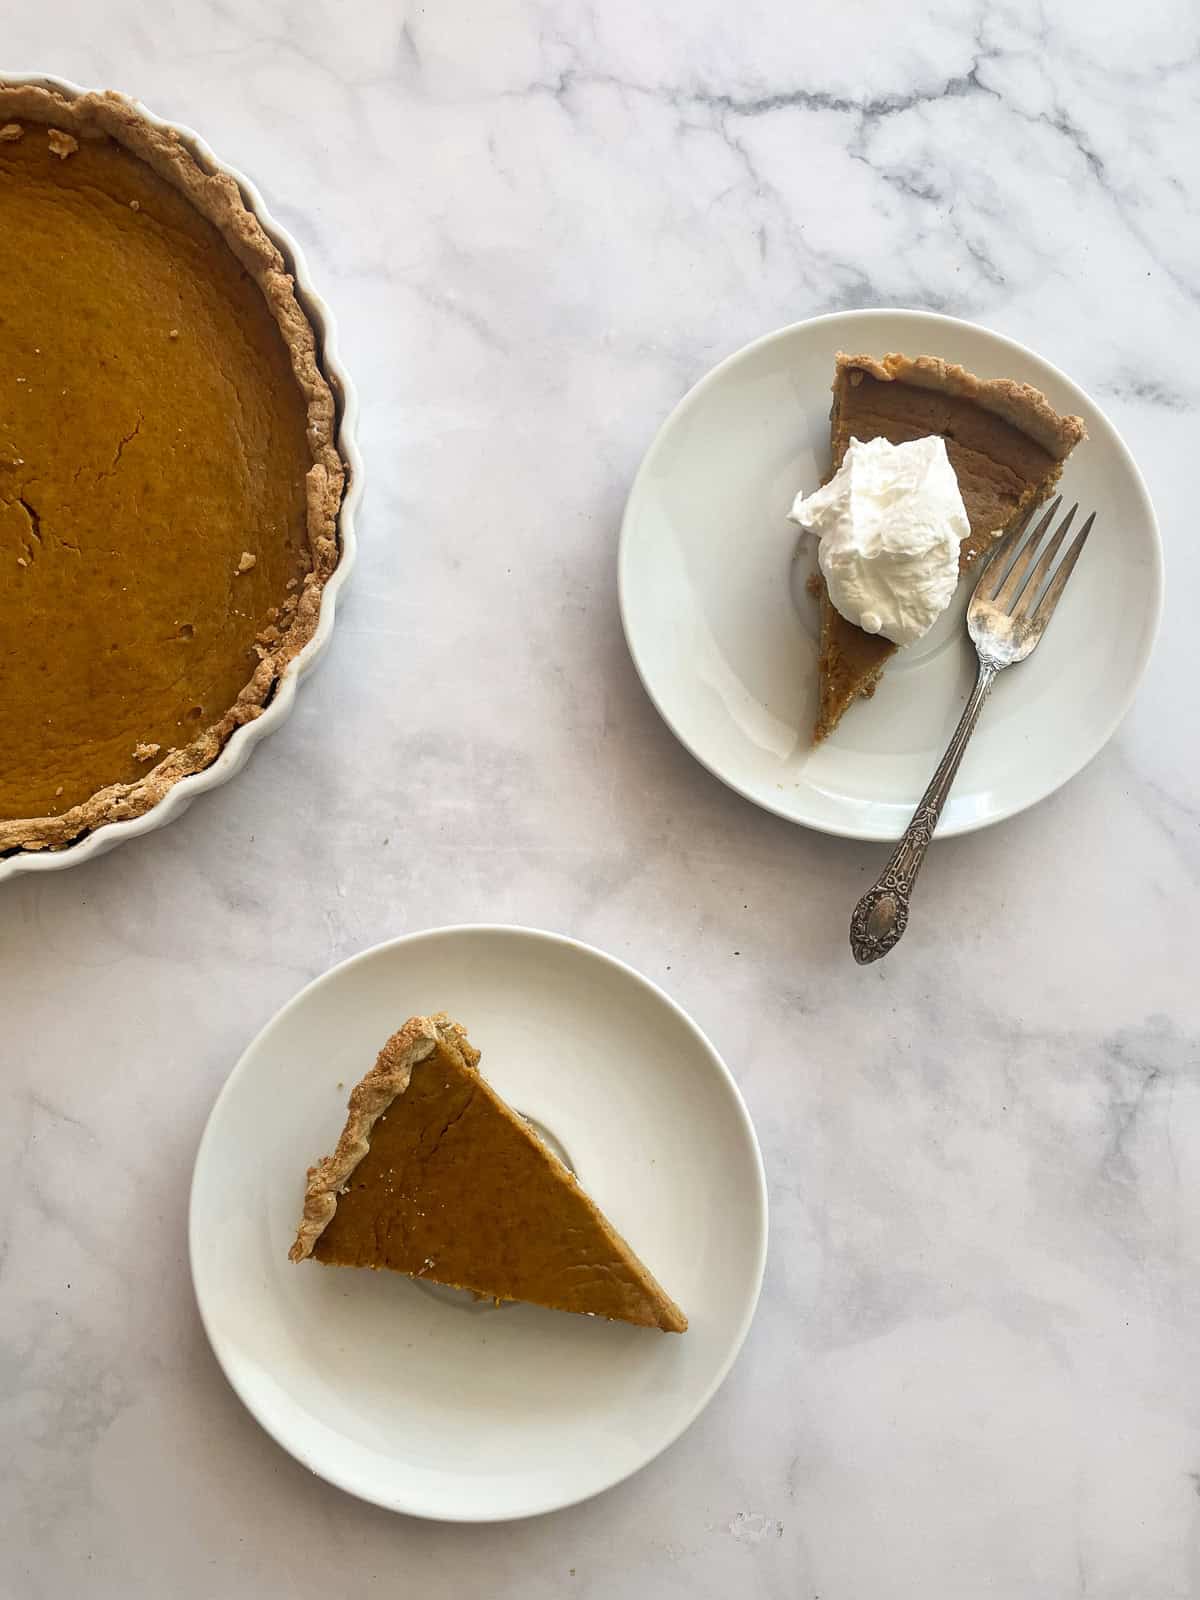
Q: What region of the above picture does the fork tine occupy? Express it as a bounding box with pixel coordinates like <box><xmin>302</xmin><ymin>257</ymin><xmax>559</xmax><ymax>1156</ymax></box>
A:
<box><xmin>991</xmin><ymin>497</ymin><xmax>1063</xmax><ymax>608</ymax></box>
<box><xmin>1030</xmin><ymin>512</ymin><xmax>1095</xmax><ymax>629</ymax></box>
<box><xmin>972</xmin><ymin>502</ymin><xmax>1038</xmax><ymax>598</ymax></box>
<box><xmin>1010</xmin><ymin>502</ymin><xmax>1079</xmax><ymax>621</ymax></box>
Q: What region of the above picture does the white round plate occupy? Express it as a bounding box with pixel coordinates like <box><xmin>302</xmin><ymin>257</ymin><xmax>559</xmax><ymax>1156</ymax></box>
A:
<box><xmin>190</xmin><ymin>926</ymin><xmax>767</xmax><ymax>1521</ymax></box>
<box><xmin>620</xmin><ymin>308</ymin><xmax>1163</xmax><ymax>840</ymax></box>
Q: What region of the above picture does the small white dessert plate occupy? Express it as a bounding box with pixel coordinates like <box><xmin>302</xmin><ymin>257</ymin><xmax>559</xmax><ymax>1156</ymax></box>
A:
<box><xmin>190</xmin><ymin>926</ymin><xmax>767</xmax><ymax>1522</ymax></box>
<box><xmin>620</xmin><ymin>308</ymin><xmax>1163</xmax><ymax>839</ymax></box>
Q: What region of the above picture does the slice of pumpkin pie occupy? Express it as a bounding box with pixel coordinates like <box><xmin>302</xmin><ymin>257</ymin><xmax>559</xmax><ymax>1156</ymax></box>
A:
<box><xmin>289</xmin><ymin>1014</ymin><xmax>687</xmax><ymax>1333</ymax></box>
<box><xmin>812</xmin><ymin>352</ymin><xmax>1086</xmax><ymax>741</ymax></box>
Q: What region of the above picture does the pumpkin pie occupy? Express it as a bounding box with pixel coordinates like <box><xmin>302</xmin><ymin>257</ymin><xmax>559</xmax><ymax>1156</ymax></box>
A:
<box><xmin>0</xmin><ymin>86</ymin><xmax>344</xmax><ymax>852</ymax></box>
<box><xmin>289</xmin><ymin>1014</ymin><xmax>688</xmax><ymax>1333</ymax></box>
<box><xmin>813</xmin><ymin>352</ymin><xmax>1085</xmax><ymax>741</ymax></box>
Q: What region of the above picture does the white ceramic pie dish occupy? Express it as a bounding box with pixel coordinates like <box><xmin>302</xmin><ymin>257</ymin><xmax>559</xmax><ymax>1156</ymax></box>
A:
<box><xmin>0</xmin><ymin>71</ymin><xmax>362</xmax><ymax>883</ymax></box>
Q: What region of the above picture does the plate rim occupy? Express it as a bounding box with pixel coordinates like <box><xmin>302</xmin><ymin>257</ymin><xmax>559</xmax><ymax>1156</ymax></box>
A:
<box><xmin>188</xmin><ymin>922</ymin><xmax>769</xmax><ymax>1522</ymax></box>
<box><xmin>0</xmin><ymin>69</ymin><xmax>365</xmax><ymax>881</ymax></box>
<box><xmin>618</xmin><ymin>307</ymin><xmax>1165</xmax><ymax>842</ymax></box>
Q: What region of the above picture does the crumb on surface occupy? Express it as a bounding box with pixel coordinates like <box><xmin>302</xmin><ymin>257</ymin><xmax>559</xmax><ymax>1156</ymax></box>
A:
<box><xmin>47</xmin><ymin>128</ymin><xmax>79</xmax><ymax>160</ymax></box>
<box><xmin>0</xmin><ymin>123</ymin><xmax>23</xmax><ymax>142</ymax></box>
<box><xmin>132</xmin><ymin>742</ymin><xmax>161</xmax><ymax>763</ymax></box>
<box><xmin>129</xmin><ymin>198</ymin><xmax>140</xmax><ymax>211</ymax></box>
<box><xmin>168</xmin><ymin>327</ymin><xmax>179</xmax><ymax>339</ymax></box>
<box><xmin>236</xmin><ymin>551</ymin><xmax>256</xmax><ymax>574</ymax></box>
<box><xmin>55</xmin><ymin>786</ymin><xmax>63</xmax><ymax>797</ymax></box>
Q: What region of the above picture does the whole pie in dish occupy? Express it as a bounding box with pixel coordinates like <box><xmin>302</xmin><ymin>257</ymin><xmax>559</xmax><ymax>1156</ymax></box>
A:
<box><xmin>290</xmin><ymin>1014</ymin><xmax>688</xmax><ymax>1333</ymax></box>
<box><xmin>0</xmin><ymin>86</ymin><xmax>345</xmax><ymax>852</ymax></box>
<box><xmin>813</xmin><ymin>352</ymin><xmax>1086</xmax><ymax>741</ymax></box>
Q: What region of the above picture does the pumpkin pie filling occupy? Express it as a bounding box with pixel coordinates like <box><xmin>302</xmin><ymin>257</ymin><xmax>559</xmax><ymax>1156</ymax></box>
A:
<box><xmin>290</xmin><ymin>1015</ymin><xmax>688</xmax><ymax>1333</ymax></box>
<box><xmin>0</xmin><ymin>87</ymin><xmax>343</xmax><ymax>851</ymax></box>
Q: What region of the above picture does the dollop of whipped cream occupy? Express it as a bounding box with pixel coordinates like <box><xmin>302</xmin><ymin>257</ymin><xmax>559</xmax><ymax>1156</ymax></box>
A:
<box><xmin>789</xmin><ymin>434</ymin><xmax>969</xmax><ymax>646</ymax></box>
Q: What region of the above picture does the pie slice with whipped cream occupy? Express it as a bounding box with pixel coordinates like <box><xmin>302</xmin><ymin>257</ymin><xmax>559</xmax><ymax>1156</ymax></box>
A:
<box><xmin>289</xmin><ymin>1014</ymin><xmax>688</xmax><ymax>1332</ymax></box>
<box><xmin>810</xmin><ymin>353</ymin><xmax>1086</xmax><ymax>742</ymax></box>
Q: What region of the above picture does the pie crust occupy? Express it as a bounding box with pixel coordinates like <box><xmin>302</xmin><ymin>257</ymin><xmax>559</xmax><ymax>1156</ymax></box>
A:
<box><xmin>836</xmin><ymin>353</ymin><xmax>1086</xmax><ymax>464</ymax></box>
<box><xmin>290</xmin><ymin>1015</ymin><xmax>458</xmax><ymax>1264</ymax></box>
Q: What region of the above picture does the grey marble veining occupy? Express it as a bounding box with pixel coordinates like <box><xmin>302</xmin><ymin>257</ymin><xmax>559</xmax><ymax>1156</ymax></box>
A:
<box><xmin>2</xmin><ymin>3</ymin><xmax>1199</xmax><ymax>1596</ymax></box>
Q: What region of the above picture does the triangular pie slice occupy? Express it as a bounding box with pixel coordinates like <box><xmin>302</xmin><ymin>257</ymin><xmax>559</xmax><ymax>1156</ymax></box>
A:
<box><xmin>289</xmin><ymin>1014</ymin><xmax>687</xmax><ymax>1332</ymax></box>
<box><xmin>813</xmin><ymin>352</ymin><xmax>1087</xmax><ymax>742</ymax></box>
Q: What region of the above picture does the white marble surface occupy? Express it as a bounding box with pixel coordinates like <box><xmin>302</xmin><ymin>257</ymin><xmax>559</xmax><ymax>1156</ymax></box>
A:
<box><xmin>3</xmin><ymin>3</ymin><xmax>1199</xmax><ymax>1595</ymax></box>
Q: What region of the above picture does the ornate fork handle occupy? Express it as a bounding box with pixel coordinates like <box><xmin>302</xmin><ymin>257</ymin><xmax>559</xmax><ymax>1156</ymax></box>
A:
<box><xmin>850</xmin><ymin>659</ymin><xmax>999</xmax><ymax>964</ymax></box>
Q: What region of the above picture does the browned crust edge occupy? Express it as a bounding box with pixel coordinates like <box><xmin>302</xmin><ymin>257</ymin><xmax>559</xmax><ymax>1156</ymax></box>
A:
<box><xmin>288</xmin><ymin>1016</ymin><xmax>455</xmax><ymax>1263</ymax></box>
<box><xmin>834</xmin><ymin>351</ymin><xmax>1087</xmax><ymax>460</ymax></box>
<box><xmin>289</xmin><ymin>1014</ymin><xmax>688</xmax><ymax>1333</ymax></box>
<box><xmin>0</xmin><ymin>85</ymin><xmax>346</xmax><ymax>854</ymax></box>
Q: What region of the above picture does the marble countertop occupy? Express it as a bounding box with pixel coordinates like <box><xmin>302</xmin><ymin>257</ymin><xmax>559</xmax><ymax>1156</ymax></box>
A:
<box><xmin>4</xmin><ymin>3</ymin><xmax>1198</xmax><ymax>1596</ymax></box>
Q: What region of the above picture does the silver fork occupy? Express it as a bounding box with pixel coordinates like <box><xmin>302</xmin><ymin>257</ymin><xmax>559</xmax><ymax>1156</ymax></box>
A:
<box><xmin>849</xmin><ymin>496</ymin><xmax>1095</xmax><ymax>965</ymax></box>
